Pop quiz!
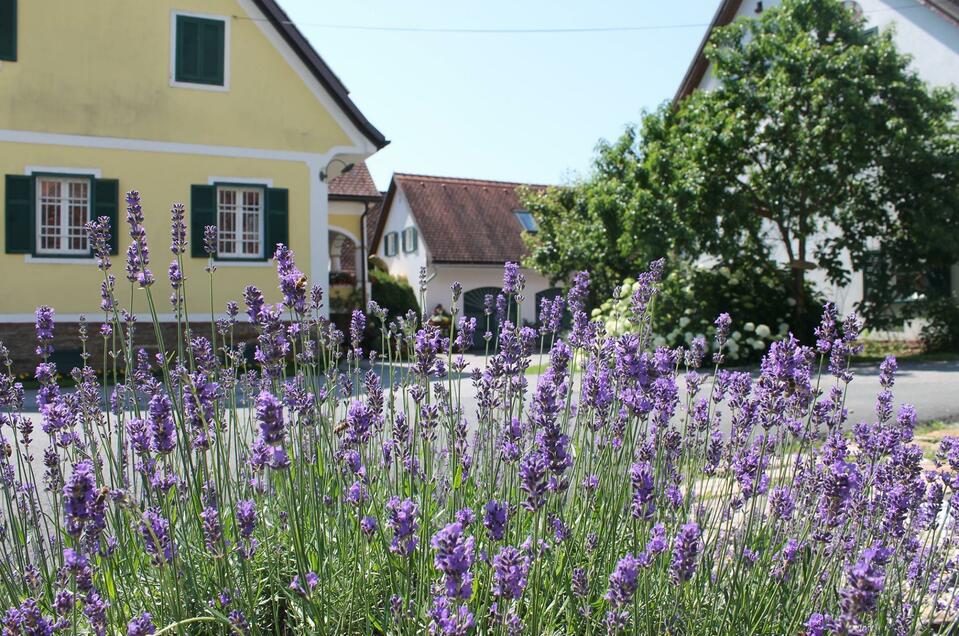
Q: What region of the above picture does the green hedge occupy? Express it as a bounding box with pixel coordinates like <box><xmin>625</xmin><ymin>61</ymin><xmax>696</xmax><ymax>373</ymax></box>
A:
<box><xmin>370</xmin><ymin>268</ymin><xmax>420</xmax><ymax>322</ymax></box>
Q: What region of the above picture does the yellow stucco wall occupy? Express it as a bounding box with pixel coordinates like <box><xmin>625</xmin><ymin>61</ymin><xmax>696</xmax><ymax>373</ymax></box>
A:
<box><xmin>0</xmin><ymin>143</ymin><xmax>311</xmax><ymax>316</ymax></box>
<box><xmin>0</xmin><ymin>0</ymin><xmax>354</xmax><ymax>153</ymax></box>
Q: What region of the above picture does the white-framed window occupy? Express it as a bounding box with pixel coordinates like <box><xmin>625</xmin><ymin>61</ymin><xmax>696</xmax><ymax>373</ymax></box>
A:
<box><xmin>384</xmin><ymin>232</ymin><xmax>399</xmax><ymax>257</ymax></box>
<box><xmin>217</xmin><ymin>186</ymin><xmax>263</xmax><ymax>259</ymax></box>
<box><xmin>35</xmin><ymin>176</ymin><xmax>90</xmax><ymax>255</ymax></box>
<box><xmin>402</xmin><ymin>227</ymin><xmax>418</xmax><ymax>254</ymax></box>
<box><xmin>171</xmin><ymin>11</ymin><xmax>230</xmax><ymax>91</ymax></box>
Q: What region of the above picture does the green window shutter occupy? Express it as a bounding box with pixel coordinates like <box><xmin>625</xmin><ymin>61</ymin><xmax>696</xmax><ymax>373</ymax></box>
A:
<box><xmin>5</xmin><ymin>174</ymin><xmax>32</xmax><ymax>253</ymax></box>
<box><xmin>175</xmin><ymin>15</ymin><xmax>225</xmax><ymax>86</ymax></box>
<box><xmin>191</xmin><ymin>184</ymin><xmax>216</xmax><ymax>258</ymax></box>
<box><xmin>264</xmin><ymin>187</ymin><xmax>288</xmax><ymax>260</ymax></box>
<box><xmin>0</xmin><ymin>0</ymin><xmax>16</xmax><ymax>62</ymax></box>
<box><xmin>93</xmin><ymin>179</ymin><xmax>119</xmax><ymax>255</ymax></box>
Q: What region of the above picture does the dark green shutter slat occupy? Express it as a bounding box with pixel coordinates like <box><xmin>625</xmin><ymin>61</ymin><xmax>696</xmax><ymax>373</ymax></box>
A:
<box><xmin>93</xmin><ymin>178</ymin><xmax>119</xmax><ymax>255</ymax></box>
<box><xmin>5</xmin><ymin>174</ymin><xmax>31</xmax><ymax>253</ymax></box>
<box><xmin>191</xmin><ymin>184</ymin><xmax>216</xmax><ymax>258</ymax></box>
<box><xmin>175</xmin><ymin>15</ymin><xmax>224</xmax><ymax>86</ymax></box>
<box><xmin>265</xmin><ymin>188</ymin><xmax>288</xmax><ymax>260</ymax></box>
<box><xmin>202</xmin><ymin>21</ymin><xmax>224</xmax><ymax>85</ymax></box>
<box><xmin>0</xmin><ymin>0</ymin><xmax>16</xmax><ymax>62</ymax></box>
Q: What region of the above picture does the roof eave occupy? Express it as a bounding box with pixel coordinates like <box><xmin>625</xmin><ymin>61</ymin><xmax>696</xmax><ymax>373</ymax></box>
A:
<box><xmin>673</xmin><ymin>0</ymin><xmax>745</xmax><ymax>104</ymax></box>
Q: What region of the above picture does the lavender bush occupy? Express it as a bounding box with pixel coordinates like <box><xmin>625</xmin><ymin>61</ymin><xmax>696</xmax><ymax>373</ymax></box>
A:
<box><xmin>0</xmin><ymin>191</ymin><xmax>956</xmax><ymax>634</ymax></box>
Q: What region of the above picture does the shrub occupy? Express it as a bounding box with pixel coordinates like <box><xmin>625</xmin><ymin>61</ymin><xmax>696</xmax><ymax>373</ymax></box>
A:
<box><xmin>594</xmin><ymin>261</ymin><xmax>823</xmax><ymax>364</ymax></box>
<box><xmin>0</xmin><ymin>192</ymin><xmax>954</xmax><ymax>634</ymax></box>
<box><xmin>370</xmin><ymin>267</ymin><xmax>420</xmax><ymax>320</ymax></box>
<box><xmin>921</xmin><ymin>296</ymin><xmax>959</xmax><ymax>353</ymax></box>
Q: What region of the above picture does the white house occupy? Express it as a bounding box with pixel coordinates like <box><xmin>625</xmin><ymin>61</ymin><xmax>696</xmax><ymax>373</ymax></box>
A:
<box><xmin>676</xmin><ymin>0</ymin><xmax>959</xmax><ymax>336</ymax></box>
<box><xmin>369</xmin><ymin>173</ymin><xmax>562</xmax><ymax>337</ymax></box>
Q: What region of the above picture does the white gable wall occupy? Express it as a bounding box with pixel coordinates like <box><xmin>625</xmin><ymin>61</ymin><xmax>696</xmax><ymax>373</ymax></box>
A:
<box><xmin>377</xmin><ymin>187</ymin><xmax>428</xmax><ymax>286</ymax></box>
<box><xmin>696</xmin><ymin>0</ymin><xmax>959</xmax><ymax>336</ymax></box>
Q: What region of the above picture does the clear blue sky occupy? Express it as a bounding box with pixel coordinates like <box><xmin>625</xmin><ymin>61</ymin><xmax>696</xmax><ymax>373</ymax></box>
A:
<box><xmin>278</xmin><ymin>0</ymin><xmax>720</xmax><ymax>189</ymax></box>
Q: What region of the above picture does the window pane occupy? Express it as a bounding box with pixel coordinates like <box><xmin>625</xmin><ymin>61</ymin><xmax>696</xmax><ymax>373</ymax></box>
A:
<box><xmin>218</xmin><ymin>188</ymin><xmax>237</xmax><ymax>255</ymax></box>
<box><xmin>37</xmin><ymin>177</ymin><xmax>90</xmax><ymax>254</ymax></box>
<box><xmin>217</xmin><ymin>187</ymin><xmax>261</xmax><ymax>258</ymax></box>
<box><xmin>67</xmin><ymin>181</ymin><xmax>88</xmax><ymax>251</ymax></box>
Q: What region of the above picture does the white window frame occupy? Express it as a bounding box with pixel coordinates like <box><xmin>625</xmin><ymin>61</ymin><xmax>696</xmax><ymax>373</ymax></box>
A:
<box><xmin>216</xmin><ymin>185</ymin><xmax>264</xmax><ymax>259</ymax></box>
<box><xmin>384</xmin><ymin>232</ymin><xmax>398</xmax><ymax>257</ymax></box>
<box><xmin>34</xmin><ymin>175</ymin><xmax>91</xmax><ymax>256</ymax></box>
<box><xmin>401</xmin><ymin>227</ymin><xmax>418</xmax><ymax>254</ymax></box>
<box><xmin>170</xmin><ymin>11</ymin><xmax>231</xmax><ymax>92</ymax></box>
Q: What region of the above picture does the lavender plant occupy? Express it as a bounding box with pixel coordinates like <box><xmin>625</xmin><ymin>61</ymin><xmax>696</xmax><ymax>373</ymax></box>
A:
<box><xmin>0</xmin><ymin>191</ymin><xmax>955</xmax><ymax>634</ymax></box>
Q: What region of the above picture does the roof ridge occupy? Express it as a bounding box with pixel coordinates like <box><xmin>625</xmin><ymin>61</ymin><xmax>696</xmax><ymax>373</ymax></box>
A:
<box><xmin>393</xmin><ymin>173</ymin><xmax>551</xmax><ymax>189</ymax></box>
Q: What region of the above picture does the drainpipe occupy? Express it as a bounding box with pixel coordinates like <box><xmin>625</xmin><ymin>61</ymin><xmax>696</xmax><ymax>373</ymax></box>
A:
<box><xmin>360</xmin><ymin>202</ymin><xmax>370</xmax><ymax>311</ymax></box>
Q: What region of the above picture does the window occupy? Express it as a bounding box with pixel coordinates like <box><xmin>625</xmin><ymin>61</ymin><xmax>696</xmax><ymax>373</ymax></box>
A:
<box><xmin>514</xmin><ymin>210</ymin><xmax>538</xmax><ymax>233</ymax></box>
<box><xmin>384</xmin><ymin>232</ymin><xmax>398</xmax><ymax>257</ymax></box>
<box><xmin>216</xmin><ymin>186</ymin><xmax>263</xmax><ymax>258</ymax></box>
<box><xmin>174</xmin><ymin>14</ymin><xmax>226</xmax><ymax>87</ymax></box>
<box><xmin>0</xmin><ymin>0</ymin><xmax>15</xmax><ymax>62</ymax></box>
<box><xmin>35</xmin><ymin>176</ymin><xmax>90</xmax><ymax>255</ymax></box>
<box><xmin>402</xmin><ymin>227</ymin><xmax>418</xmax><ymax>254</ymax></box>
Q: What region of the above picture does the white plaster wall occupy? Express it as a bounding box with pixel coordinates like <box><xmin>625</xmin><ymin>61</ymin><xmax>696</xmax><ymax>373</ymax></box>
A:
<box><xmin>376</xmin><ymin>187</ymin><xmax>427</xmax><ymax>286</ymax></box>
<box><xmin>427</xmin><ymin>265</ymin><xmax>557</xmax><ymax>326</ymax></box>
<box><xmin>697</xmin><ymin>0</ymin><xmax>959</xmax><ymax>337</ymax></box>
<box><xmin>701</xmin><ymin>0</ymin><xmax>959</xmax><ymax>93</ymax></box>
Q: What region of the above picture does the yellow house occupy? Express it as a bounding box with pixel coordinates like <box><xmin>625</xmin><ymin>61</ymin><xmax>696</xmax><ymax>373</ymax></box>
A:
<box><xmin>0</xmin><ymin>0</ymin><xmax>386</xmax><ymax>357</ymax></box>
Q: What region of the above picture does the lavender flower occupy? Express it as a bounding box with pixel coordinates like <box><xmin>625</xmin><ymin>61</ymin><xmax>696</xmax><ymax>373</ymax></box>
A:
<box><xmin>387</xmin><ymin>497</ymin><xmax>419</xmax><ymax>556</ymax></box>
<box><xmin>492</xmin><ymin>546</ymin><xmax>530</xmax><ymax>600</ymax></box>
<box><xmin>483</xmin><ymin>500</ymin><xmax>509</xmax><ymax>541</ymax></box>
<box><xmin>35</xmin><ymin>306</ymin><xmax>55</xmax><ymax>358</ymax></box>
<box><xmin>170</xmin><ymin>203</ymin><xmax>186</xmax><ymax>255</ymax></box>
<box><xmin>431</xmin><ymin>522</ymin><xmax>474</xmax><ymax>600</ymax></box>
<box><xmin>630</xmin><ymin>461</ymin><xmax>655</xmax><ymax>519</ymax></box>
<box><xmin>64</xmin><ymin>459</ymin><xmax>103</xmax><ymax>537</ymax></box>
<box><xmin>127</xmin><ymin>612</ymin><xmax>156</xmax><ymax>636</ymax></box>
<box><xmin>203</xmin><ymin>224</ymin><xmax>217</xmax><ymax>256</ymax></box>
<box><xmin>605</xmin><ymin>553</ymin><xmax>640</xmax><ymax>607</ymax></box>
<box><xmin>139</xmin><ymin>508</ymin><xmax>175</xmax><ymax>565</ymax></box>
<box><xmin>519</xmin><ymin>449</ymin><xmax>548</xmax><ymax>511</ymax></box>
<box><xmin>669</xmin><ymin>523</ymin><xmax>701</xmax><ymax>584</ymax></box>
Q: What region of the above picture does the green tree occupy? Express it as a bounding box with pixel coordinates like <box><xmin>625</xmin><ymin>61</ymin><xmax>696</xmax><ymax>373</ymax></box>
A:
<box><xmin>524</xmin><ymin>0</ymin><xmax>959</xmax><ymax>330</ymax></box>
<box><xmin>521</xmin><ymin>107</ymin><xmax>695</xmax><ymax>306</ymax></box>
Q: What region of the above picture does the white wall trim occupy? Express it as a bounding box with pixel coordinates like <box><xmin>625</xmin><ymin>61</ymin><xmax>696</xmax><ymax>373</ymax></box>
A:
<box><xmin>207</xmin><ymin>176</ymin><xmax>274</xmax><ymax>187</ymax></box>
<box><xmin>25</xmin><ymin>165</ymin><xmax>102</xmax><ymax>178</ymax></box>
<box><xmin>23</xmin><ymin>255</ymin><xmax>96</xmax><ymax>265</ymax></box>
<box><xmin>211</xmin><ymin>259</ymin><xmax>274</xmax><ymax>268</ymax></box>
<box><xmin>0</xmin><ymin>129</ymin><xmax>363</xmax><ymax>165</ymax></box>
<box><xmin>235</xmin><ymin>0</ymin><xmax>377</xmax><ymax>156</ymax></box>
<box><xmin>308</xmin><ymin>157</ymin><xmax>330</xmax><ymax>319</ymax></box>
<box><xmin>169</xmin><ymin>10</ymin><xmax>232</xmax><ymax>92</ymax></box>
<box><xmin>0</xmin><ymin>313</ymin><xmax>252</xmax><ymax>323</ymax></box>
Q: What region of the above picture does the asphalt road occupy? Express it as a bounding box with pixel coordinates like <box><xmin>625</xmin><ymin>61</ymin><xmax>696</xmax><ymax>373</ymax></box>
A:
<box><xmin>16</xmin><ymin>359</ymin><xmax>959</xmax><ymax>427</ymax></box>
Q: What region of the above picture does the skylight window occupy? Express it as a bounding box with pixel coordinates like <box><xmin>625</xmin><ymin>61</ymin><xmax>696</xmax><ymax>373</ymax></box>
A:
<box><xmin>514</xmin><ymin>210</ymin><xmax>537</xmax><ymax>233</ymax></box>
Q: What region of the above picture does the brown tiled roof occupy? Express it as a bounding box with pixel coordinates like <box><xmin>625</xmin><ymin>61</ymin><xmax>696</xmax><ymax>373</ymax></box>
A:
<box><xmin>674</xmin><ymin>0</ymin><xmax>959</xmax><ymax>103</ymax></box>
<box><xmin>371</xmin><ymin>174</ymin><xmax>547</xmax><ymax>265</ymax></box>
<box><xmin>365</xmin><ymin>196</ymin><xmax>386</xmax><ymax>248</ymax></box>
<box><xmin>329</xmin><ymin>162</ymin><xmax>381</xmax><ymax>200</ymax></box>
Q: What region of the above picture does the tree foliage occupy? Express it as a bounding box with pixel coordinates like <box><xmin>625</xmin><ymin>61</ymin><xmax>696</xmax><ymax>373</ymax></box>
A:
<box><xmin>522</xmin><ymin>0</ymin><xmax>959</xmax><ymax>330</ymax></box>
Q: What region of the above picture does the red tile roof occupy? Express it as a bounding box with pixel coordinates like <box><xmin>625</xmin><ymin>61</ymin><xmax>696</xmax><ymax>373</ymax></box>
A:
<box><xmin>372</xmin><ymin>174</ymin><xmax>547</xmax><ymax>265</ymax></box>
<box><xmin>329</xmin><ymin>162</ymin><xmax>381</xmax><ymax>200</ymax></box>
